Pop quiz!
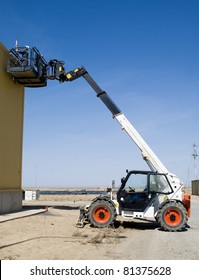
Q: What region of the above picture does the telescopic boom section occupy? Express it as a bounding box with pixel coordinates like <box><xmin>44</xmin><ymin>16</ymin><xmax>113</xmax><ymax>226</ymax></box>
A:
<box><xmin>60</xmin><ymin>66</ymin><xmax>169</xmax><ymax>174</ymax></box>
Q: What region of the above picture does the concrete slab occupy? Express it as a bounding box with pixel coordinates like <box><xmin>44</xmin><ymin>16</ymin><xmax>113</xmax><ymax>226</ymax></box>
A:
<box><xmin>0</xmin><ymin>208</ymin><xmax>47</xmax><ymax>223</ymax></box>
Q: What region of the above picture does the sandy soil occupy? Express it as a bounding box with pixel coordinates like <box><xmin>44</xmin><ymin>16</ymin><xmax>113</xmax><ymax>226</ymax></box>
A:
<box><xmin>0</xmin><ymin>194</ymin><xmax>199</xmax><ymax>260</ymax></box>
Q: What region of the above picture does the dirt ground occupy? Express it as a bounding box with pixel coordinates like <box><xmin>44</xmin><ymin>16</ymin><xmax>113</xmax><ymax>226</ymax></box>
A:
<box><xmin>0</xmin><ymin>194</ymin><xmax>199</xmax><ymax>260</ymax></box>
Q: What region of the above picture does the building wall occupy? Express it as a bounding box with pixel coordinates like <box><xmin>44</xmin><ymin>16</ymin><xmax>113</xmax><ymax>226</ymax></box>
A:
<box><xmin>0</xmin><ymin>42</ymin><xmax>24</xmax><ymax>213</ymax></box>
<box><xmin>192</xmin><ymin>180</ymin><xmax>199</xmax><ymax>196</ymax></box>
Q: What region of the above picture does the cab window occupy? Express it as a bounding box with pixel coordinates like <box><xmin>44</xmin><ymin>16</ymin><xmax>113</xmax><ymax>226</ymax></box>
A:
<box><xmin>124</xmin><ymin>173</ymin><xmax>148</xmax><ymax>192</ymax></box>
<box><xmin>149</xmin><ymin>174</ymin><xmax>173</xmax><ymax>194</ymax></box>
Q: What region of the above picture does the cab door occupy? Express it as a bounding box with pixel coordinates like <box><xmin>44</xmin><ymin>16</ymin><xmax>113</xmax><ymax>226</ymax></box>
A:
<box><xmin>117</xmin><ymin>172</ymin><xmax>149</xmax><ymax>211</ymax></box>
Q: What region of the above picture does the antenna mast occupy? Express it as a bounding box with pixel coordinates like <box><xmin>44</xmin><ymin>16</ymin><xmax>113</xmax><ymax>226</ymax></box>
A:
<box><xmin>192</xmin><ymin>144</ymin><xmax>199</xmax><ymax>179</ymax></box>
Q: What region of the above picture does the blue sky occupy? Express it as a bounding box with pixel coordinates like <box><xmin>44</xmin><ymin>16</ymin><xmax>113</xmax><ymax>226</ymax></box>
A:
<box><xmin>1</xmin><ymin>0</ymin><xmax>199</xmax><ymax>187</ymax></box>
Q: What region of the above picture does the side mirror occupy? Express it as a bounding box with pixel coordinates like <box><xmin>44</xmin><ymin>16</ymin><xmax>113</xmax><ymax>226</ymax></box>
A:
<box><xmin>121</xmin><ymin>177</ymin><xmax>125</xmax><ymax>184</ymax></box>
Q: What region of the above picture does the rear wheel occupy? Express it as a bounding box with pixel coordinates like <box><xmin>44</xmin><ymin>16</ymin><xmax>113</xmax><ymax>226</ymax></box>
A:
<box><xmin>88</xmin><ymin>199</ymin><xmax>116</xmax><ymax>228</ymax></box>
<box><xmin>157</xmin><ymin>201</ymin><xmax>188</xmax><ymax>232</ymax></box>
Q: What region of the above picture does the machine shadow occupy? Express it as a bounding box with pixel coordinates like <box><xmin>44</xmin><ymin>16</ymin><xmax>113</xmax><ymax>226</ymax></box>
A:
<box><xmin>114</xmin><ymin>219</ymin><xmax>159</xmax><ymax>230</ymax></box>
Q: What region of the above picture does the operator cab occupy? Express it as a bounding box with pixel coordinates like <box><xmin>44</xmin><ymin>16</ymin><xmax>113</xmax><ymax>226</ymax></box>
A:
<box><xmin>7</xmin><ymin>46</ymin><xmax>48</xmax><ymax>87</ymax></box>
<box><xmin>117</xmin><ymin>170</ymin><xmax>173</xmax><ymax>212</ymax></box>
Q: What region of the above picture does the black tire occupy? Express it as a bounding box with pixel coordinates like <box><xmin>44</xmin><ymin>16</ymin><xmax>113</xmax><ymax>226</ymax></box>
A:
<box><xmin>157</xmin><ymin>201</ymin><xmax>188</xmax><ymax>232</ymax></box>
<box><xmin>88</xmin><ymin>199</ymin><xmax>116</xmax><ymax>228</ymax></box>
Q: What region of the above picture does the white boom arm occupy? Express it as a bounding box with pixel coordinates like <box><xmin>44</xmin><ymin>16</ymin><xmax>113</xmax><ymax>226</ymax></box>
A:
<box><xmin>61</xmin><ymin>66</ymin><xmax>183</xmax><ymax>192</ymax></box>
<box><xmin>80</xmin><ymin>68</ymin><xmax>169</xmax><ymax>174</ymax></box>
<box><xmin>115</xmin><ymin>113</ymin><xmax>168</xmax><ymax>173</ymax></box>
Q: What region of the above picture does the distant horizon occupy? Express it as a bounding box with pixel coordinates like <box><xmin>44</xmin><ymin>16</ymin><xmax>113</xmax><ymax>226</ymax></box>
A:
<box><xmin>22</xmin><ymin>184</ymin><xmax>192</xmax><ymax>190</ymax></box>
<box><xmin>22</xmin><ymin>185</ymin><xmax>110</xmax><ymax>190</ymax></box>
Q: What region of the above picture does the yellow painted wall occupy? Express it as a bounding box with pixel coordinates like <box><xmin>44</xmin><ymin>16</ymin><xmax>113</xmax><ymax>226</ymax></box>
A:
<box><xmin>0</xmin><ymin>42</ymin><xmax>24</xmax><ymax>212</ymax></box>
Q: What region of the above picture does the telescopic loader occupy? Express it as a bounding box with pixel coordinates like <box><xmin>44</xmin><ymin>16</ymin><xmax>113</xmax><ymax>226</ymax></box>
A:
<box><xmin>7</xmin><ymin>44</ymin><xmax>191</xmax><ymax>231</ymax></box>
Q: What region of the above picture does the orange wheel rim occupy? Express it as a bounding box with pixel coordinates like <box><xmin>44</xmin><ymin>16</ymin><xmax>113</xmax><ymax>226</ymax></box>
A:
<box><xmin>93</xmin><ymin>206</ymin><xmax>110</xmax><ymax>223</ymax></box>
<box><xmin>164</xmin><ymin>208</ymin><xmax>182</xmax><ymax>226</ymax></box>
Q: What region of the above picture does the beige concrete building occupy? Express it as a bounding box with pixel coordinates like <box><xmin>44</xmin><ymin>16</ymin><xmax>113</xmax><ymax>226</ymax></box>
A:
<box><xmin>192</xmin><ymin>180</ymin><xmax>199</xmax><ymax>195</ymax></box>
<box><xmin>0</xmin><ymin>42</ymin><xmax>24</xmax><ymax>214</ymax></box>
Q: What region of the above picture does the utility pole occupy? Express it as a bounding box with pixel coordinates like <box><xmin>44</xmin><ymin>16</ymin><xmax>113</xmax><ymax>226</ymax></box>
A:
<box><xmin>192</xmin><ymin>144</ymin><xmax>199</xmax><ymax>179</ymax></box>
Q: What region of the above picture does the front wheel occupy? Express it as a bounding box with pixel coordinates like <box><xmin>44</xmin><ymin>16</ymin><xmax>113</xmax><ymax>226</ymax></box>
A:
<box><xmin>88</xmin><ymin>199</ymin><xmax>116</xmax><ymax>228</ymax></box>
<box><xmin>157</xmin><ymin>201</ymin><xmax>188</xmax><ymax>232</ymax></box>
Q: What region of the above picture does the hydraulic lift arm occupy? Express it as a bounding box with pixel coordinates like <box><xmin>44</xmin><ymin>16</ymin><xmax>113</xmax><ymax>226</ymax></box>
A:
<box><xmin>6</xmin><ymin>43</ymin><xmax>183</xmax><ymax>191</ymax></box>
<box><xmin>59</xmin><ymin>66</ymin><xmax>169</xmax><ymax>174</ymax></box>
